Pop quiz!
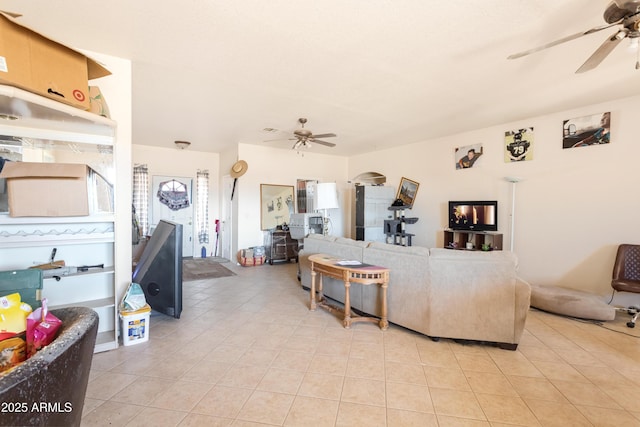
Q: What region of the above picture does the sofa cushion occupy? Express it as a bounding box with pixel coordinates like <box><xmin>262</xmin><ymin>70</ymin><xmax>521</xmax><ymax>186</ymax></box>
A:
<box><xmin>305</xmin><ymin>234</ymin><xmax>336</xmax><ymax>243</ymax></box>
<box><xmin>362</xmin><ymin>242</ymin><xmax>431</xmax><ymax>333</ymax></box>
<box><xmin>429</xmin><ymin>247</ymin><xmax>518</xmax><ymax>264</ymax></box>
<box><xmin>335</xmin><ymin>237</ymin><xmax>370</xmax><ymax>249</ymax></box>
<box><xmin>367</xmin><ymin>241</ymin><xmax>430</xmax><ymax>257</ymax></box>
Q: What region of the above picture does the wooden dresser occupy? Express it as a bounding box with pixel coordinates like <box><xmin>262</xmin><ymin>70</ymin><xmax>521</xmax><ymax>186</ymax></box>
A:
<box><xmin>267</xmin><ymin>230</ymin><xmax>299</xmax><ymax>264</ymax></box>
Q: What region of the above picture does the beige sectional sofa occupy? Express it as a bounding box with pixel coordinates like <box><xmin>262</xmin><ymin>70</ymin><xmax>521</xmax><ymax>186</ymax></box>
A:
<box><xmin>299</xmin><ymin>234</ymin><xmax>531</xmax><ymax>350</ymax></box>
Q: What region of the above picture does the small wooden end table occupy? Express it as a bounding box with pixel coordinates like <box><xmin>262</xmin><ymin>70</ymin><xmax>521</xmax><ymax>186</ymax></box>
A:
<box><xmin>308</xmin><ymin>254</ymin><xmax>389</xmax><ymax>330</ymax></box>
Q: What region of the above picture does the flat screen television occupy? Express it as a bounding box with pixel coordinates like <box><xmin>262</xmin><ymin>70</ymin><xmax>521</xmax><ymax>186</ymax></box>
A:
<box><xmin>132</xmin><ymin>219</ymin><xmax>183</xmax><ymax>319</ymax></box>
<box><xmin>448</xmin><ymin>200</ymin><xmax>498</xmax><ymax>232</ymax></box>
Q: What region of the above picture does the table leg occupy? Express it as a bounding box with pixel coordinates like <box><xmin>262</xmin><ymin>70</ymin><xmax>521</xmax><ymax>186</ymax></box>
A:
<box><xmin>343</xmin><ymin>279</ymin><xmax>351</xmax><ymax>328</ymax></box>
<box><xmin>379</xmin><ymin>281</ymin><xmax>389</xmax><ymax>330</ymax></box>
<box><xmin>310</xmin><ymin>269</ymin><xmax>317</xmax><ymax>311</ymax></box>
<box><xmin>318</xmin><ymin>274</ymin><xmax>324</xmax><ymax>304</ymax></box>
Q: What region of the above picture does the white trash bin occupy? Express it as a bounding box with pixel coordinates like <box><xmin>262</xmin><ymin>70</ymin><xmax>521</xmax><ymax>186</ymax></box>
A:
<box><xmin>120</xmin><ymin>304</ymin><xmax>151</xmax><ymax>346</ymax></box>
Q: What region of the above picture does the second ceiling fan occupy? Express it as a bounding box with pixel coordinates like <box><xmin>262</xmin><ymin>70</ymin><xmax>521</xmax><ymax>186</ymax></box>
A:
<box><xmin>269</xmin><ymin>118</ymin><xmax>337</xmax><ymax>150</ymax></box>
<box><xmin>508</xmin><ymin>0</ymin><xmax>640</xmax><ymax>73</ymax></box>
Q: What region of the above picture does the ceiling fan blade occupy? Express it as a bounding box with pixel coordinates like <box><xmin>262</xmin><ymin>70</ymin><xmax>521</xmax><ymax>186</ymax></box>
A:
<box><xmin>311</xmin><ymin>139</ymin><xmax>336</xmax><ymax>147</ymax></box>
<box><xmin>309</xmin><ymin>133</ymin><xmax>336</xmax><ymax>139</ymax></box>
<box><xmin>576</xmin><ymin>29</ymin><xmax>627</xmax><ymax>73</ymax></box>
<box><xmin>507</xmin><ymin>21</ymin><xmax>622</xmax><ymax>60</ymax></box>
<box><xmin>264</xmin><ymin>137</ymin><xmax>299</xmax><ymax>143</ymax></box>
<box><xmin>265</xmin><ymin>138</ymin><xmax>299</xmax><ymax>143</ymax></box>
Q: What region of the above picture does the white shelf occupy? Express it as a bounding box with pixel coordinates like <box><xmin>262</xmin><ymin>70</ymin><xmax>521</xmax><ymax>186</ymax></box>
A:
<box><xmin>0</xmin><ymin>232</ymin><xmax>114</xmax><ymax>247</ymax></box>
<box><xmin>443</xmin><ymin>228</ymin><xmax>501</xmax><ymax>235</ymax></box>
<box><xmin>42</xmin><ymin>266</ymin><xmax>115</xmax><ymax>281</ymax></box>
<box><xmin>50</xmin><ymin>297</ymin><xmax>115</xmax><ymax>311</ymax></box>
<box><xmin>0</xmin><ymin>213</ymin><xmax>115</xmax><ymax>225</ymax></box>
<box><xmin>0</xmin><ymin>84</ymin><xmax>116</xmax><ymax>143</ymax></box>
<box><xmin>0</xmin><ymin>214</ymin><xmax>115</xmax><ymax>249</ymax></box>
<box><xmin>95</xmin><ymin>331</ymin><xmax>119</xmax><ymax>352</ymax></box>
<box><xmin>0</xmin><ymin>85</ymin><xmax>119</xmax><ymax>353</ymax></box>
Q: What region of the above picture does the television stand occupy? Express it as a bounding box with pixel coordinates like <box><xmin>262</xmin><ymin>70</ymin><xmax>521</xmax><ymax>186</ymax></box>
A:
<box><xmin>443</xmin><ymin>229</ymin><xmax>503</xmax><ymax>251</ymax></box>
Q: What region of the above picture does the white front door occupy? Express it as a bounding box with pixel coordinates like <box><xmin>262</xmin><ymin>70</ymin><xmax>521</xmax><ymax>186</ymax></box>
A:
<box><xmin>151</xmin><ymin>175</ymin><xmax>194</xmax><ymax>257</ymax></box>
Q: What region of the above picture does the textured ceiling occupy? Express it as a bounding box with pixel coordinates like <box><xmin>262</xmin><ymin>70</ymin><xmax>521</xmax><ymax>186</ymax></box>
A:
<box><xmin>1</xmin><ymin>0</ymin><xmax>639</xmax><ymax>156</ymax></box>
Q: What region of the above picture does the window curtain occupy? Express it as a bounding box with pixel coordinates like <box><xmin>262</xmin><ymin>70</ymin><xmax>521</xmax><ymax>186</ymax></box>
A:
<box><xmin>196</xmin><ymin>170</ymin><xmax>210</xmax><ymax>244</ymax></box>
<box><xmin>132</xmin><ymin>164</ymin><xmax>149</xmax><ymax>236</ymax></box>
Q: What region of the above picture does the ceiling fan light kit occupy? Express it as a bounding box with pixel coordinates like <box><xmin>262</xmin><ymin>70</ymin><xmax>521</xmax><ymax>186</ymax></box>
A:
<box><xmin>508</xmin><ymin>0</ymin><xmax>640</xmax><ymax>72</ymax></box>
<box><xmin>265</xmin><ymin>117</ymin><xmax>337</xmax><ymax>151</ymax></box>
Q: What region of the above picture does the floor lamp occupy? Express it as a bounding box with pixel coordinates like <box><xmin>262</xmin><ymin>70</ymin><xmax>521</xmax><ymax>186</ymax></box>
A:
<box><xmin>315</xmin><ymin>182</ymin><xmax>339</xmax><ymax>236</ymax></box>
<box><xmin>504</xmin><ymin>176</ymin><xmax>522</xmax><ymax>252</ymax></box>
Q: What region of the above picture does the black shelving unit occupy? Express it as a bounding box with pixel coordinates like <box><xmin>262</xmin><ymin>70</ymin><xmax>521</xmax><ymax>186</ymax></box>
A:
<box><xmin>384</xmin><ymin>206</ymin><xmax>418</xmax><ymax>246</ymax></box>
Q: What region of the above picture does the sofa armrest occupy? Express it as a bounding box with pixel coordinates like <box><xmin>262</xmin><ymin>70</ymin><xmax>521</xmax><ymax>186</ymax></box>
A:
<box><xmin>513</xmin><ymin>277</ymin><xmax>532</xmax><ymax>342</ymax></box>
<box><xmin>428</xmin><ymin>249</ymin><xmax>521</xmax><ymax>344</ymax></box>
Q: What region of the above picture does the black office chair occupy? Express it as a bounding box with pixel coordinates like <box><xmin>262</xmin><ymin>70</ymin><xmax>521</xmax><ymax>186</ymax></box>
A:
<box><xmin>611</xmin><ymin>244</ymin><xmax>640</xmax><ymax>328</ymax></box>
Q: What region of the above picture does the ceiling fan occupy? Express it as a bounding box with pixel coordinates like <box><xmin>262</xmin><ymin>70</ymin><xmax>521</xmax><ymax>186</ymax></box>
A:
<box><xmin>508</xmin><ymin>0</ymin><xmax>640</xmax><ymax>73</ymax></box>
<box><xmin>268</xmin><ymin>118</ymin><xmax>337</xmax><ymax>150</ymax></box>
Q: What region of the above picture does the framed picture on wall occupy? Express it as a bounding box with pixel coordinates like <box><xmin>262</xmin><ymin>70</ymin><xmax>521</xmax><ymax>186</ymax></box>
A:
<box><xmin>396</xmin><ymin>177</ymin><xmax>419</xmax><ymax>209</ymax></box>
<box><xmin>505</xmin><ymin>127</ymin><xmax>534</xmax><ymax>162</ymax></box>
<box><xmin>562</xmin><ymin>112</ymin><xmax>610</xmax><ymax>149</ymax></box>
<box><xmin>455</xmin><ymin>143</ymin><xmax>484</xmax><ymax>169</ymax></box>
<box><xmin>260</xmin><ymin>184</ymin><xmax>295</xmax><ymax>230</ymax></box>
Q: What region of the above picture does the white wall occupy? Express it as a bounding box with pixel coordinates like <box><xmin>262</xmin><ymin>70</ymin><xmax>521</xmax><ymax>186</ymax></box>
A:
<box><xmin>132</xmin><ymin>144</ymin><xmax>220</xmax><ymax>257</ymax></box>
<box><xmin>235</xmin><ymin>143</ymin><xmax>349</xmax><ymax>254</ymax></box>
<box><xmin>219</xmin><ymin>146</ymin><xmax>239</xmax><ymax>260</ymax></box>
<box><xmin>128</xmin><ymin>91</ymin><xmax>638</xmax><ymax>305</ymax></box>
<box><xmin>349</xmin><ymin>94</ymin><xmax>640</xmax><ymax>300</ymax></box>
<box><xmin>85</xmin><ymin>51</ymin><xmax>133</xmax><ymax>305</ymax></box>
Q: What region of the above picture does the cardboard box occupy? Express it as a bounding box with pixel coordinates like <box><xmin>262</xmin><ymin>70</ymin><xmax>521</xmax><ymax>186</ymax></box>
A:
<box><xmin>0</xmin><ymin>11</ymin><xmax>111</xmax><ymax>110</ymax></box>
<box><xmin>0</xmin><ymin>162</ymin><xmax>89</xmax><ymax>217</ymax></box>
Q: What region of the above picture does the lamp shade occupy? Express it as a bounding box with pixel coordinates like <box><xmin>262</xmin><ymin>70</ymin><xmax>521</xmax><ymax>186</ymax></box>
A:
<box><xmin>315</xmin><ymin>182</ymin><xmax>339</xmax><ymax>210</ymax></box>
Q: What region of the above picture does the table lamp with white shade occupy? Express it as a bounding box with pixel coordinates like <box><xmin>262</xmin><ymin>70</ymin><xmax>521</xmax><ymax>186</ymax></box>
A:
<box><xmin>315</xmin><ymin>182</ymin><xmax>339</xmax><ymax>235</ymax></box>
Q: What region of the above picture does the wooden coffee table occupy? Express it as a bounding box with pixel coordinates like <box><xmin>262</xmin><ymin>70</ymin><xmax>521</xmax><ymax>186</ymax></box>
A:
<box><xmin>308</xmin><ymin>254</ymin><xmax>389</xmax><ymax>330</ymax></box>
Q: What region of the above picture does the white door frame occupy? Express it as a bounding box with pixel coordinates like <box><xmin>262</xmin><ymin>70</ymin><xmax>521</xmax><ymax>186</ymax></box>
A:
<box><xmin>221</xmin><ymin>175</ymin><xmax>233</xmax><ymax>261</ymax></box>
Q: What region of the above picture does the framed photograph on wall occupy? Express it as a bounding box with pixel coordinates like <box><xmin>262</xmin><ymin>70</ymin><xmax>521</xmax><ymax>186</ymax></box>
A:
<box><xmin>396</xmin><ymin>177</ymin><xmax>419</xmax><ymax>208</ymax></box>
<box><xmin>505</xmin><ymin>127</ymin><xmax>534</xmax><ymax>162</ymax></box>
<box><xmin>562</xmin><ymin>112</ymin><xmax>610</xmax><ymax>149</ymax></box>
<box><xmin>455</xmin><ymin>143</ymin><xmax>484</xmax><ymax>169</ymax></box>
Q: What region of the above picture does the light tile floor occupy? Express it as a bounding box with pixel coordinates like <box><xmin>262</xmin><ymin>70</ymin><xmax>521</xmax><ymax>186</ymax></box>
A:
<box><xmin>81</xmin><ymin>261</ymin><xmax>640</xmax><ymax>426</ymax></box>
